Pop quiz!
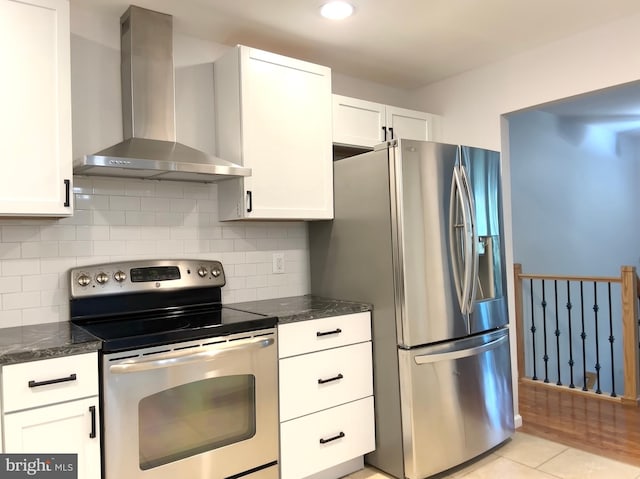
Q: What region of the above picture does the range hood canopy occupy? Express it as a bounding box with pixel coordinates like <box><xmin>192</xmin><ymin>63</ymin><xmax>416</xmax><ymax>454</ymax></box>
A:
<box><xmin>74</xmin><ymin>5</ymin><xmax>250</xmax><ymax>183</ymax></box>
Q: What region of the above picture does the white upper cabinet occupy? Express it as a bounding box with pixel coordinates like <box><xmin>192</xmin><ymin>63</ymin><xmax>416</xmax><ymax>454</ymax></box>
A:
<box><xmin>0</xmin><ymin>0</ymin><xmax>73</xmax><ymax>216</ymax></box>
<box><xmin>332</xmin><ymin>94</ymin><xmax>439</xmax><ymax>148</ymax></box>
<box><xmin>215</xmin><ymin>46</ymin><xmax>333</xmax><ymax>220</ymax></box>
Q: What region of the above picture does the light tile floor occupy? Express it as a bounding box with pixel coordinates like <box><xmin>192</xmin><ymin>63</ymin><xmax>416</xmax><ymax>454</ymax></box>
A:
<box><xmin>349</xmin><ymin>432</ymin><xmax>640</xmax><ymax>479</ymax></box>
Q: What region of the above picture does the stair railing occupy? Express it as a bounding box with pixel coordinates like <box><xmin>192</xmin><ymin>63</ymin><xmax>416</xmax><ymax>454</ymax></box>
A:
<box><xmin>514</xmin><ymin>264</ymin><xmax>639</xmax><ymax>405</ymax></box>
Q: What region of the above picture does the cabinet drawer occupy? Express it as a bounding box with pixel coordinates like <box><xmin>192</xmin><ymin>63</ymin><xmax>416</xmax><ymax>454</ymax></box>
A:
<box><xmin>2</xmin><ymin>352</ymin><xmax>98</xmax><ymax>412</ymax></box>
<box><xmin>280</xmin><ymin>396</ymin><xmax>375</xmax><ymax>479</ymax></box>
<box><xmin>279</xmin><ymin>341</ymin><xmax>372</xmax><ymax>421</ymax></box>
<box><xmin>278</xmin><ymin>312</ymin><xmax>371</xmax><ymax>358</ymax></box>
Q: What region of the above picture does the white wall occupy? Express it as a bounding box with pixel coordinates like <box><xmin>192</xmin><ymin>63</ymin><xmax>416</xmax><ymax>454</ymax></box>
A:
<box><xmin>411</xmin><ymin>11</ymin><xmax>640</xmax><ymax>417</ymax></box>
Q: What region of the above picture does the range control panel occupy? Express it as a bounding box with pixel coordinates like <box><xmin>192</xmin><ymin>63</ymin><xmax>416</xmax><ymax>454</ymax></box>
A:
<box><xmin>69</xmin><ymin>259</ymin><xmax>225</xmax><ymax>298</ymax></box>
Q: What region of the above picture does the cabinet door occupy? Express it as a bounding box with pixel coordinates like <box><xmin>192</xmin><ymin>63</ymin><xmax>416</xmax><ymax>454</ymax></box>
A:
<box><xmin>3</xmin><ymin>397</ymin><xmax>101</xmax><ymax>479</ymax></box>
<box><xmin>385</xmin><ymin>105</ymin><xmax>431</xmax><ymax>142</ymax></box>
<box><xmin>0</xmin><ymin>0</ymin><xmax>72</xmax><ymax>216</ymax></box>
<box><xmin>332</xmin><ymin>95</ymin><xmax>385</xmax><ymax>148</ymax></box>
<box><xmin>240</xmin><ymin>47</ymin><xmax>333</xmax><ymax>220</ymax></box>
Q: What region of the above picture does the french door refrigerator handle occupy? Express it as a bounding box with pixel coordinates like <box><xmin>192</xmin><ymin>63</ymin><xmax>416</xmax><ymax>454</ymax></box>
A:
<box><xmin>448</xmin><ymin>166</ymin><xmax>465</xmax><ymax>313</ymax></box>
<box><xmin>459</xmin><ymin>163</ymin><xmax>478</xmax><ymax>314</ymax></box>
<box><xmin>413</xmin><ymin>334</ymin><xmax>508</xmax><ymax>364</ymax></box>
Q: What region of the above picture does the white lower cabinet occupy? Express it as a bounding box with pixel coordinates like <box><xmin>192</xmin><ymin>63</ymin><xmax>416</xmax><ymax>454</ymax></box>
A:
<box><xmin>1</xmin><ymin>352</ymin><xmax>101</xmax><ymax>479</ymax></box>
<box><xmin>278</xmin><ymin>313</ymin><xmax>374</xmax><ymax>479</ymax></box>
<box><xmin>4</xmin><ymin>397</ymin><xmax>100</xmax><ymax>478</ymax></box>
<box><xmin>280</xmin><ymin>397</ymin><xmax>375</xmax><ymax>479</ymax></box>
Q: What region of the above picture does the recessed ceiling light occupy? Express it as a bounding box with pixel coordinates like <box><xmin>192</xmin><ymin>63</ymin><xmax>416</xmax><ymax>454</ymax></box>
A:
<box><xmin>320</xmin><ymin>1</ymin><xmax>354</xmax><ymax>20</ymax></box>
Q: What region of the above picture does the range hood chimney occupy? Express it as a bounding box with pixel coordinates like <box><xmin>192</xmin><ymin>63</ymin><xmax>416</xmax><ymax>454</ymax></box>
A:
<box><xmin>74</xmin><ymin>5</ymin><xmax>250</xmax><ymax>182</ymax></box>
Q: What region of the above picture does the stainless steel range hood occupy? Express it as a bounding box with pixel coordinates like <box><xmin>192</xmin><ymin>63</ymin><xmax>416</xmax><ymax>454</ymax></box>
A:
<box><xmin>74</xmin><ymin>6</ymin><xmax>250</xmax><ymax>183</ymax></box>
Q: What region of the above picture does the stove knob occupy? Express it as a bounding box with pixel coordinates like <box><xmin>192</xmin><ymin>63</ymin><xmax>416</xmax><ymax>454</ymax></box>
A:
<box><xmin>197</xmin><ymin>267</ymin><xmax>208</xmax><ymax>278</ymax></box>
<box><xmin>211</xmin><ymin>268</ymin><xmax>221</xmax><ymax>278</ymax></box>
<box><xmin>114</xmin><ymin>271</ymin><xmax>127</xmax><ymax>282</ymax></box>
<box><xmin>77</xmin><ymin>274</ymin><xmax>91</xmax><ymax>287</ymax></box>
<box><xmin>96</xmin><ymin>272</ymin><xmax>109</xmax><ymax>285</ymax></box>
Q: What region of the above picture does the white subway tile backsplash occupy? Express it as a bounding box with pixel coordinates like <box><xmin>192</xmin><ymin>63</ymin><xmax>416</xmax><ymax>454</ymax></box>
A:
<box><xmin>0</xmin><ymin>310</ymin><xmax>21</xmax><ymax>327</ymax></box>
<box><xmin>0</xmin><ymin>243</ymin><xmax>21</xmax><ymax>260</ymax></box>
<box><xmin>22</xmin><ymin>306</ymin><xmax>60</xmax><ymax>325</ymax></box>
<box><xmin>155</xmin><ymin>212</ymin><xmax>184</xmax><ymax>226</ymax></box>
<box><xmin>0</xmin><ymin>177</ymin><xmax>312</xmax><ymax>326</ymax></box>
<box><xmin>125</xmin><ymin>211</ymin><xmax>156</xmax><ymax>226</ymax></box>
<box><xmin>2</xmin><ymin>259</ymin><xmax>40</xmax><ymax>276</ymax></box>
<box><xmin>59</xmin><ymin>241</ymin><xmax>93</xmax><ymax>257</ymax></box>
<box><xmin>141</xmin><ymin>197</ymin><xmax>172</xmax><ymax>212</ymax></box>
<box><xmin>21</xmin><ymin>241</ymin><xmax>59</xmax><ymax>259</ymax></box>
<box><xmin>93</xmin><ymin>179</ymin><xmax>126</xmax><ymax>196</ymax></box>
<box><xmin>40</xmin><ymin>226</ymin><xmax>77</xmax><ymax>241</ymax></box>
<box><xmin>234</xmin><ymin>238</ymin><xmax>258</xmax><ymax>251</ymax></box>
<box><xmin>93</xmin><ymin>240</ymin><xmax>127</xmax><ymax>256</ymax></box>
<box><xmin>110</xmin><ymin>196</ymin><xmax>141</xmax><ymax>211</ymax></box>
<box><xmin>2</xmin><ymin>226</ymin><xmax>41</xmax><ymax>242</ymax></box>
<box><xmin>0</xmin><ymin>277</ymin><xmax>21</xmax><ymax>294</ymax></box>
<box><xmin>75</xmin><ymin>194</ymin><xmax>109</xmax><ymax>210</ymax></box>
<box><xmin>3</xmin><ymin>291</ymin><xmax>41</xmax><ymax>310</ymax></box>
<box><xmin>23</xmin><ymin>274</ymin><xmax>59</xmax><ymax>292</ymax></box>
<box><xmin>93</xmin><ymin>210</ymin><xmax>126</xmax><ymax>225</ymax></box>
<box><xmin>170</xmin><ymin>198</ymin><xmax>197</xmax><ymax>213</ymax></box>
<box><xmin>222</xmin><ymin>226</ymin><xmax>245</xmax><ymax>239</ymax></box>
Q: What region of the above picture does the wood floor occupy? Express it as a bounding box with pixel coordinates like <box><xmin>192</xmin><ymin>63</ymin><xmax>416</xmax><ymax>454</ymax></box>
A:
<box><xmin>519</xmin><ymin>380</ymin><xmax>640</xmax><ymax>467</ymax></box>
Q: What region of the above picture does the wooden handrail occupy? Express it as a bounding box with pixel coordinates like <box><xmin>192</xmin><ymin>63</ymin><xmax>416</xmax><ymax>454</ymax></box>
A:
<box><xmin>621</xmin><ymin>266</ymin><xmax>639</xmax><ymax>406</ymax></box>
<box><xmin>514</xmin><ymin>263</ymin><xmax>640</xmax><ymax>406</ymax></box>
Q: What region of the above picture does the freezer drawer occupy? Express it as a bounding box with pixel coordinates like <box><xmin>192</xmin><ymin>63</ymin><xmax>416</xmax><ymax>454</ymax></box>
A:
<box><xmin>398</xmin><ymin>328</ymin><xmax>514</xmax><ymax>479</ymax></box>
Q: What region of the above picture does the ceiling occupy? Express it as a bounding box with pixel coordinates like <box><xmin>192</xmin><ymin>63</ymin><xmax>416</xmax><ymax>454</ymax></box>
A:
<box><xmin>73</xmin><ymin>0</ymin><xmax>640</xmax><ymax>89</ymax></box>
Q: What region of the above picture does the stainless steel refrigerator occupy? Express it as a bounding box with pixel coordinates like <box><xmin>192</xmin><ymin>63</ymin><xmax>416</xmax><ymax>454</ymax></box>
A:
<box><xmin>309</xmin><ymin>139</ymin><xmax>514</xmax><ymax>479</ymax></box>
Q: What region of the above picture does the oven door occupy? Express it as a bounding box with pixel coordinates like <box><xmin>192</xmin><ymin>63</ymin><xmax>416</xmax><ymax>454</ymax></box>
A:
<box><xmin>102</xmin><ymin>328</ymin><xmax>278</xmax><ymax>479</ymax></box>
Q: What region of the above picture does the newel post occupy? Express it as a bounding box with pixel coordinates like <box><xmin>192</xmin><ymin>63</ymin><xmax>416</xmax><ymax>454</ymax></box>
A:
<box><xmin>621</xmin><ymin>265</ymin><xmax>639</xmax><ymax>406</ymax></box>
<box><xmin>513</xmin><ymin>263</ymin><xmax>525</xmax><ymax>379</ymax></box>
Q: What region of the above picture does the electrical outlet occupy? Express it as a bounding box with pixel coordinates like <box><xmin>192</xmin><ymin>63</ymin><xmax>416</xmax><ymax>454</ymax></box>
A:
<box><xmin>272</xmin><ymin>252</ymin><xmax>285</xmax><ymax>274</ymax></box>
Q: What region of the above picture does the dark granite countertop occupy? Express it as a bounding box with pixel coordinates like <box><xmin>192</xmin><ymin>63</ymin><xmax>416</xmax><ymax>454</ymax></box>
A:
<box><xmin>227</xmin><ymin>294</ymin><xmax>371</xmax><ymax>324</ymax></box>
<box><xmin>0</xmin><ymin>322</ymin><xmax>101</xmax><ymax>366</ymax></box>
<box><xmin>0</xmin><ymin>296</ymin><xmax>368</xmax><ymax>365</ymax></box>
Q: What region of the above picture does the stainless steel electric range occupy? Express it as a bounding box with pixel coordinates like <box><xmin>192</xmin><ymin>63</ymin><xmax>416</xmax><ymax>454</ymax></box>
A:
<box><xmin>69</xmin><ymin>259</ymin><xmax>279</xmax><ymax>479</ymax></box>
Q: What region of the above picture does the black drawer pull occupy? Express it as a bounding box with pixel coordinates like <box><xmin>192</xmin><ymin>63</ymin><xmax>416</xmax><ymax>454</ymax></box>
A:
<box><xmin>316</xmin><ymin>328</ymin><xmax>342</xmax><ymax>337</ymax></box>
<box><xmin>318</xmin><ymin>373</ymin><xmax>344</xmax><ymax>385</ymax></box>
<box><xmin>28</xmin><ymin>373</ymin><xmax>77</xmax><ymax>388</ymax></box>
<box><xmin>320</xmin><ymin>432</ymin><xmax>345</xmax><ymax>444</ymax></box>
<box><xmin>89</xmin><ymin>405</ymin><xmax>97</xmax><ymax>439</ymax></box>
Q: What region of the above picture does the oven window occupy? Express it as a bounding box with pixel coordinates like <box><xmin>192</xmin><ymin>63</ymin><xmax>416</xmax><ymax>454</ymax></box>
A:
<box><xmin>138</xmin><ymin>375</ymin><xmax>256</xmax><ymax>470</ymax></box>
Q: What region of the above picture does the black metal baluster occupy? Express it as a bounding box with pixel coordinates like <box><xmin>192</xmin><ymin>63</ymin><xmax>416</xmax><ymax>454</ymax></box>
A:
<box><xmin>554</xmin><ymin>280</ymin><xmax>562</xmax><ymax>385</ymax></box>
<box><xmin>593</xmin><ymin>282</ymin><xmax>602</xmax><ymax>394</ymax></box>
<box><xmin>580</xmin><ymin>281</ymin><xmax>588</xmax><ymax>391</ymax></box>
<box><xmin>608</xmin><ymin>283</ymin><xmax>616</xmax><ymax>397</ymax></box>
<box><xmin>566</xmin><ymin>280</ymin><xmax>575</xmax><ymax>389</ymax></box>
<box><xmin>542</xmin><ymin>280</ymin><xmax>550</xmax><ymax>383</ymax></box>
<box><xmin>529</xmin><ymin>278</ymin><xmax>538</xmax><ymax>381</ymax></box>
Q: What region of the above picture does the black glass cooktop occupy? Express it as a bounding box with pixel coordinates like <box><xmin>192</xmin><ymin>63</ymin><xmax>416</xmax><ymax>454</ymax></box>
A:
<box><xmin>72</xmin><ymin>306</ymin><xmax>276</xmax><ymax>353</ymax></box>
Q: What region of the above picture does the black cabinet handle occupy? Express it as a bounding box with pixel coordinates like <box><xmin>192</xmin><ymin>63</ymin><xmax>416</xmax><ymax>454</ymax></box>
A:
<box><xmin>318</xmin><ymin>373</ymin><xmax>343</xmax><ymax>385</ymax></box>
<box><xmin>246</xmin><ymin>190</ymin><xmax>253</xmax><ymax>213</ymax></box>
<box><xmin>316</xmin><ymin>328</ymin><xmax>342</xmax><ymax>337</ymax></box>
<box><xmin>89</xmin><ymin>405</ymin><xmax>97</xmax><ymax>439</ymax></box>
<box><xmin>28</xmin><ymin>373</ymin><xmax>77</xmax><ymax>388</ymax></box>
<box><xmin>63</xmin><ymin>179</ymin><xmax>71</xmax><ymax>207</ymax></box>
<box><xmin>319</xmin><ymin>432</ymin><xmax>345</xmax><ymax>444</ymax></box>
<box><xmin>382</xmin><ymin>126</ymin><xmax>387</xmax><ymax>140</ymax></box>
<box><xmin>388</xmin><ymin>127</ymin><xmax>394</xmax><ymax>139</ymax></box>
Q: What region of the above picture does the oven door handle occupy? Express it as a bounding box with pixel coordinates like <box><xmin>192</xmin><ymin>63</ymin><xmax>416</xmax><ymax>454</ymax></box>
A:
<box><xmin>109</xmin><ymin>337</ymin><xmax>275</xmax><ymax>374</ymax></box>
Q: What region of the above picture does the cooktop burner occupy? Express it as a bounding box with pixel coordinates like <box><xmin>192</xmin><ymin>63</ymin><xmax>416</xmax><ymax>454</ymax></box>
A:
<box><xmin>69</xmin><ymin>259</ymin><xmax>277</xmax><ymax>352</ymax></box>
